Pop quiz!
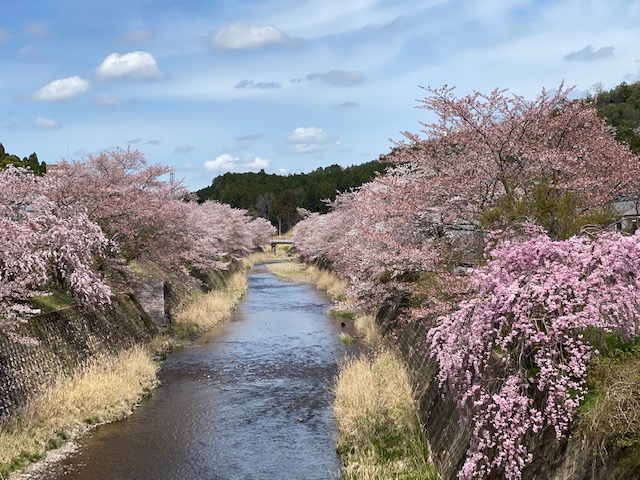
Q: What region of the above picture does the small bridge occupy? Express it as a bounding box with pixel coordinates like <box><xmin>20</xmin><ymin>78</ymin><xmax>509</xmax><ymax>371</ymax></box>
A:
<box><xmin>270</xmin><ymin>238</ymin><xmax>293</xmax><ymax>254</ymax></box>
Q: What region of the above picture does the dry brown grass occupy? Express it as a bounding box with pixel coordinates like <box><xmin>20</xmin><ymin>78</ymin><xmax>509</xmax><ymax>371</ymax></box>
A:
<box><xmin>582</xmin><ymin>348</ymin><xmax>640</xmax><ymax>447</ymax></box>
<box><xmin>173</xmin><ymin>272</ymin><xmax>247</xmax><ymax>331</ymax></box>
<box><xmin>354</xmin><ymin>314</ymin><xmax>382</xmax><ymax>347</ymax></box>
<box><xmin>264</xmin><ymin>261</ymin><xmax>348</xmax><ymax>301</ymax></box>
<box><xmin>0</xmin><ymin>346</ymin><xmax>158</xmax><ymax>477</ymax></box>
<box><xmin>334</xmin><ymin>349</ymin><xmax>438</xmax><ymax>479</ymax></box>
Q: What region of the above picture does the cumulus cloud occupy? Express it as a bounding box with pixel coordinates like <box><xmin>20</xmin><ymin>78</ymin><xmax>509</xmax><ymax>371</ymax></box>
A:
<box><xmin>0</xmin><ymin>27</ymin><xmax>9</xmax><ymax>43</ymax></box>
<box><xmin>173</xmin><ymin>144</ymin><xmax>194</xmax><ymax>154</ymax></box>
<box><xmin>234</xmin><ymin>80</ymin><xmax>281</xmax><ymax>89</ymax></box>
<box><xmin>209</xmin><ymin>23</ymin><xmax>291</xmax><ymax>50</ymax></box>
<box><xmin>32</xmin><ymin>76</ymin><xmax>90</xmax><ymax>101</ymax></box>
<box><xmin>226</xmin><ymin>134</ymin><xmax>263</xmax><ymax>150</ymax></box>
<box><xmin>94</xmin><ymin>94</ymin><xmax>119</xmax><ymax>105</ymax></box>
<box><xmin>204</xmin><ymin>153</ymin><xmax>238</xmax><ymax>170</ymax></box>
<box><xmin>246</xmin><ymin>156</ymin><xmax>270</xmax><ymax>169</ymax></box>
<box><xmin>286</xmin><ymin>126</ymin><xmax>336</xmax><ymax>153</ymax></box>
<box><xmin>292</xmin><ymin>69</ymin><xmax>365</xmax><ymax>86</ymax></box>
<box><xmin>204</xmin><ymin>153</ymin><xmax>270</xmax><ymax>171</ymax></box>
<box><xmin>96</xmin><ymin>51</ymin><xmax>163</xmax><ymax>80</ymax></box>
<box><xmin>34</xmin><ymin>117</ymin><xmax>60</xmax><ymax>129</ymax></box>
<box><xmin>563</xmin><ymin>45</ymin><xmax>614</xmax><ymax>62</ymax></box>
<box><xmin>118</xmin><ymin>29</ymin><xmax>155</xmax><ymax>43</ymax></box>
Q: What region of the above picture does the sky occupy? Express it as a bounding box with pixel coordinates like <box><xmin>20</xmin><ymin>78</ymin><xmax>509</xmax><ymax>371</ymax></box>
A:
<box><xmin>1</xmin><ymin>0</ymin><xmax>640</xmax><ymax>192</ymax></box>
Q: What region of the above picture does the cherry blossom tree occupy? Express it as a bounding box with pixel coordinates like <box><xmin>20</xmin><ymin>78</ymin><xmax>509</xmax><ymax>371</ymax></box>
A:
<box><xmin>292</xmin><ymin>84</ymin><xmax>640</xmax><ymax>478</ymax></box>
<box><xmin>45</xmin><ymin>148</ymin><xmax>273</xmax><ymax>276</ymax></box>
<box><xmin>1</xmin><ymin>149</ymin><xmax>275</xmax><ymax>341</ymax></box>
<box><xmin>428</xmin><ymin>225</ymin><xmax>640</xmax><ymax>479</ymax></box>
<box><xmin>0</xmin><ymin>167</ymin><xmax>111</xmax><ymax>342</ymax></box>
<box><xmin>394</xmin><ymin>83</ymin><xmax>640</xmax><ymax>237</ymax></box>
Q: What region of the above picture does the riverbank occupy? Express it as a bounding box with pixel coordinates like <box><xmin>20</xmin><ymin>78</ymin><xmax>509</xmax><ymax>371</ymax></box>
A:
<box><xmin>2</xmin><ymin>266</ymin><xmax>251</xmax><ymax>479</ymax></box>
<box><xmin>1</xmin><ymin>346</ymin><xmax>158</xmax><ymax>478</ymax></box>
<box><xmin>11</xmin><ymin>260</ymin><xmax>346</xmax><ymax>479</ymax></box>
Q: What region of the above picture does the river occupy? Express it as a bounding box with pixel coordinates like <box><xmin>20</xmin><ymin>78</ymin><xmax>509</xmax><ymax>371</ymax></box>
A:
<box><xmin>36</xmin><ymin>264</ymin><xmax>353</xmax><ymax>480</ymax></box>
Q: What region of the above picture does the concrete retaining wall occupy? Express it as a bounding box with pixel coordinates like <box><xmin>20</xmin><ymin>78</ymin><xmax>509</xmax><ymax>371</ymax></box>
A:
<box><xmin>0</xmin><ymin>295</ymin><xmax>156</xmax><ymax>422</ymax></box>
<box><xmin>376</xmin><ymin>299</ymin><xmax>636</xmax><ymax>480</ymax></box>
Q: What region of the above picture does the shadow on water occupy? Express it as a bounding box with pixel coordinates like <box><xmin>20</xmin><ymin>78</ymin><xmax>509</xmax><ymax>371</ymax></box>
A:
<box><xmin>38</xmin><ymin>264</ymin><xmax>356</xmax><ymax>480</ymax></box>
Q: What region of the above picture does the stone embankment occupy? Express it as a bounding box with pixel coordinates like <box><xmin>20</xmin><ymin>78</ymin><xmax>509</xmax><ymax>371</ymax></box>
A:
<box><xmin>0</xmin><ymin>295</ymin><xmax>157</xmax><ymax>422</ymax></box>
<box><xmin>376</xmin><ymin>298</ymin><xmax>635</xmax><ymax>480</ymax></box>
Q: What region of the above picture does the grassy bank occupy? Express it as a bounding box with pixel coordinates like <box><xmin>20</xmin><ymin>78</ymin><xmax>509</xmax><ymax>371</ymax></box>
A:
<box><xmin>0</xmin><ymin>346</ymin><xmax>158</xmax><ymax>478</ymax></box>
<box><xmin>170</xmin><ymin>271</ymin><xmax>247</xmax><ymax>338</ymax></box>
<box><xmin>579</xmin><ymin>344</ymin><xmax>640</xmax><ymax>477</ymax></box>
<box><xmin>334</xmin><ymin>348</ymin><xmax>439</xmax><ymax>480</ymax></box>
<box><xmin>3</xmin><ymin>268</ymin><xmax>250</xmax><ymax>478</ymax></box>
<box><xmin>262</xmin><ymin>261</ymin><xmax>348</xmax><ymax>301</ymax></box>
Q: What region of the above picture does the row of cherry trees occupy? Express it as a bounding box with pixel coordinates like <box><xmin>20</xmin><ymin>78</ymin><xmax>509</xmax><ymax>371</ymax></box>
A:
<box><xmin>293</xmin><ymin>84</ymin><xmax>640</xmax><ymax>478</ymax></box>
<box><xmin>1</xmin><ymin>148</ymin><xmax>274</xmax><ymax>343</ymax></box>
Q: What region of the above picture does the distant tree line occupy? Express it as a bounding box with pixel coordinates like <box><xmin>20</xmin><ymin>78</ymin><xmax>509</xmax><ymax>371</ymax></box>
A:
<box><xmin>195</xmin><ymin>161</ymin><xmax>386</xmax><ymax>233</ymax></box>
<box><xmin>0</xmin><ymin>144</ymin><xmax>46</xmax><ymax>174</ymax></box>
<box><xmin>594</xmin><ymin>80</ymin><xmax>640</xmax><ymax>153</ymax></box>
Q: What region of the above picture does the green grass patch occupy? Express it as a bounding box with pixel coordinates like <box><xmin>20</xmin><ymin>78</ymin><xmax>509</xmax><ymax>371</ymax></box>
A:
<box><xmin>340</xmin><ymin>332</ymin><xmax>354</xmax><ymax>346</ymax></box>
<box><xmin>329</xmin><ymin>309</ymin><xmax>356</xmax><ymax>319</ymax></box>
<box><xmin>28</xmin><ymin>287</ymin><xmax>75</xmax><ymax>313</ymax></box>
<box><xmin>166</xmin><ymin>322</ymin><xmax>201</xmax><ymax>340</ymax></box>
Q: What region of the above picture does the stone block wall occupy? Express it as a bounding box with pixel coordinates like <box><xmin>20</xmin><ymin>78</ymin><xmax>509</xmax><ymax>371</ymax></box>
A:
<box><xmin>0</xmin><ymin>295</ymin><xmax>156</xmax><ymax>422</ymax></box>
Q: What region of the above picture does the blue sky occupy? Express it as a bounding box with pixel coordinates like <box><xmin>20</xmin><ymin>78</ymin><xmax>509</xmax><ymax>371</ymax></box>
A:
<box><xmin>2</xmin><ymin>0</ymin><xmax>640</xmax><ymax>191</ymax></box>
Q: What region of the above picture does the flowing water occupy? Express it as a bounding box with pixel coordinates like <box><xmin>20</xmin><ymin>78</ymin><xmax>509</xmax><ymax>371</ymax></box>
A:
<box><xmin>37</xmin><ymin>264</ymin><xmax>354</xmax><ymax>480</ymax></box>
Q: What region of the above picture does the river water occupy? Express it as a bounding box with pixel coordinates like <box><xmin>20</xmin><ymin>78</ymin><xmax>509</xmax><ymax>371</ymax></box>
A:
<box><xmin>37</xmin><ymin>264</ymin><xmax>354</xmax><ymax>480</ymax></box>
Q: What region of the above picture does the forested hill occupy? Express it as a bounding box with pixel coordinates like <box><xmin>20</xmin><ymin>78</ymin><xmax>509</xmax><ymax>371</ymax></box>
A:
<box><xmin>595</xmin><ymin>80</ymin><xmax>640</xmax><ymax>153</ymax></box>
<box><xmin>195</xmin><ymin>161</ymin><xmax>386</xmax><ymax>232</ymax></box>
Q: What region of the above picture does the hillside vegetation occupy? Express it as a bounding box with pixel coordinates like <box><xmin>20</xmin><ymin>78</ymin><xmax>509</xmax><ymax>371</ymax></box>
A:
<box><xmin>195</xmin><ymin>161</ymin><xmax>385</xmax><ymax>232</ymax></box>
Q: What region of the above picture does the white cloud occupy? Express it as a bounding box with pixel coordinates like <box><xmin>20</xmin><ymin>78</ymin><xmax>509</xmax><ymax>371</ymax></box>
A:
<box><xmin>18</xmin><ymin>45</ymin><xmax>40</xmax><ymax>60</ymax></box>
<box><xmin>96</xmin><ymin>51</ymin><xmax>163</xmax><ymax>80</ymax></box>
<box><xmin>209</xmin><ymin>24</ymin><xmax>291</xmax><ymax>50</ymax></box>
<box><xmin>34</xmin><ymin>117</ymin><xmax>60</xmax><ymax>129</ymax></box>
<box><xmin>563</xmin><ymin>45</ymin><xmax>615</xmax><ymax>62</ymax></box>
<box><xmin>32</xmin><ymin>76</ymin><xmax>90</xmax><ymax>101</ymax></box>
<box><xmin>94</xmin><ymin>94</ymin><xmax>120</xmax><ymax>105</ymax></box>
<box><xmin>234</xmin><ymin>80</ymin><xmax>281</xmax><ymax>89</ymax></box>
<box><xmin>204</xmin><ymin>153</ymin><xmax>237</xmax><ymax>170</ymax></box>
<box><xmin>286</xmin><ymin>126</ymin><xmax>336</xmax><ymax>153</ymax></box>
<box><xmin>226</xmin><ymin>134</ymin><xmax>263</xmax><ymax>150</ymax></box>
<box><xmin>246</xmin><ymin>156</ymin><xmax>270</xmax><ymax>169</ymax></box>
<box><xmin>203</xmin><ymin>153</ymin><xmax>270</xmax><ymax>171</ymax></box>
<box><xmin>0</xmin><ymin>27</ymin><xmax>9</xmax><ymax>43</ymax></box>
